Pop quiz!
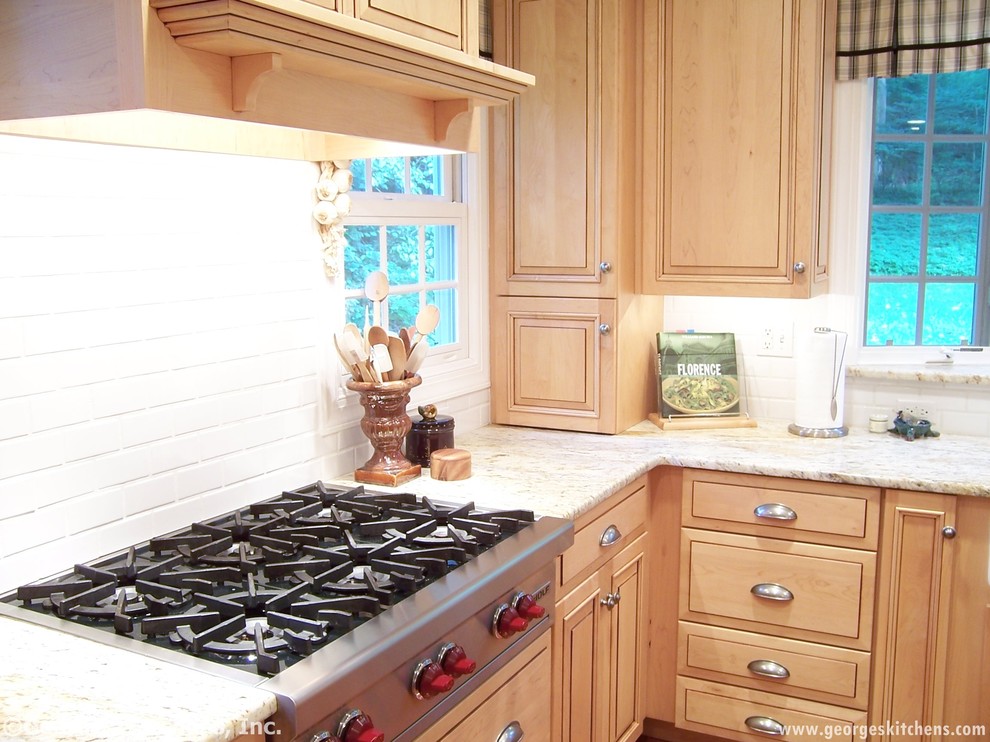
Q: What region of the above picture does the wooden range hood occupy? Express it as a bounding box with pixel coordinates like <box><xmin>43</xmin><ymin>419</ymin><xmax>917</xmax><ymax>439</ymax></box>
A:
<box><xmin>0</xmin><ymin>0</ymin><xmax>534</xmax><ymax>159</ymax></box>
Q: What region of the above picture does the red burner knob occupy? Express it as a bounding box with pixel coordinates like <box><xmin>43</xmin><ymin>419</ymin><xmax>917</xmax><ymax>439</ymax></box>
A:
<box><xmin>439</xmin><ymin>643</ymin><xmax>477</xmax><ymax>678</ymax></box>
<box><xmin>514</xmin><ymin>592</ymin><xmax>547</xmax><ymax>621</ymax></box>
<box><xmin>493</xmin><ymin>604</ymin><xmax>528</xmax><ymax>638</ymax></box>
<box><xmin>412</xmin><ymin>659</ymin><xmax>455</xmax><ymax>700</ymax></box>
<box><xmin>337</xmin><ymin>710</ymin><xmax>385</xmax><ymax>742</ymax></box>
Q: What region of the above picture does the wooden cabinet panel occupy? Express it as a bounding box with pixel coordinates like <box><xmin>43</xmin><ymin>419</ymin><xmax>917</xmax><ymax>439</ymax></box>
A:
<box><xmin>681</xmin><ymin>529</ymin><xmax>875</xmax><ymax>648</ymax></box>
<box><xmin>607</xmin><ymin>540</ymin><xmax>646</xmax><ymax>742</ymax></box>
<box><xmin>676</xmin><ymin>677</ymin><xmax>867</xmax><ymax>742</ymax></box>
<box><xmin>678</xmin><ymin>622</ymin><xmax>871</xmax><ymax>709</ymax></box>
<box><xmin>492</xmin><ymin>0</ymin><xmax>635</xmax><ymax>299</ymax></box>
<box><xmin>555</xmin><ymin>572</ymin><xmax>602</xmax><ymax>742</ymax></box>
<box><xmin>562</xmin><ymin>483</ymin><xmax>648</xmax><ymax>586</ymax></box>
<box><xmin>639</xmin><ymin>0</ymin><xmax>834</xmax><ymax>298</ymax></box>
<box><xmin>681</xmin><ymin>469</ymin><xmax>880</xmax><ymax>549</ymax></box>
<box><xmin>354</xmin><ymin>0</ymin><xmax>470</xmax><ymax>51</ymax></box>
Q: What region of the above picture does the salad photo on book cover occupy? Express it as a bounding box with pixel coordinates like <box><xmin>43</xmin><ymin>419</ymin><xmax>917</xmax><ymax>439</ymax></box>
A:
<box><xmin>657</xmin><ymin>332</ymin><xmax>740</xmax><ymax>418</ymax></box>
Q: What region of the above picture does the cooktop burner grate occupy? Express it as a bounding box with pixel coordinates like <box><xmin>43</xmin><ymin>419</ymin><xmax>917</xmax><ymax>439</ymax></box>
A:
<box><xmin>4</xmin><ymin>482</ymin><xmax>536</xmax><ymax>676</ymax></box>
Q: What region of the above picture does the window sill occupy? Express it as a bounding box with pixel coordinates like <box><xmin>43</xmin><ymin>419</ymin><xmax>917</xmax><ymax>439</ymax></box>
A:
<box><xmin>847</xmin><ymin>362</ymin><xmax>990</xmax><ymax>386</ymax></box>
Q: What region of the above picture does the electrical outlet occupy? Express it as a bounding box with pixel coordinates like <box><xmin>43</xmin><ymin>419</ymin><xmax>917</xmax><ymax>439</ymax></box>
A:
<box><xmin>895</xmin><ymin>399</ymin><xmax>940</xmax><ymax>427</ymax></box>
<box><xmin>758</xmin><ymin>324</ymin><xmax>793</xmax><ymax>357</ymax></box>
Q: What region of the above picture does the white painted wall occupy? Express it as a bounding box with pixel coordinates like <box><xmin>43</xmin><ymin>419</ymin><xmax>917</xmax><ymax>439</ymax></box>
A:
<box><xmin>0</xmin><ymin>135</ymin><xmax>490</xmax><ymax>592</ymax></box>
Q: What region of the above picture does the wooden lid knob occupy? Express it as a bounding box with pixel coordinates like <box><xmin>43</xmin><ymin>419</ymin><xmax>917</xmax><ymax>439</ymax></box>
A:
<box><xmin>430</xmin><ymin>448</ymin><xmax>471</xmax><ymax>481</ymax></box>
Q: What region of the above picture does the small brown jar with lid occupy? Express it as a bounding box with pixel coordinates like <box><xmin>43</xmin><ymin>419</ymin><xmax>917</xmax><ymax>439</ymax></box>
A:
<box><xmin>405</xmin><ymin>404</ymin><xmax>455</xmax><ymax>467</ymax></box>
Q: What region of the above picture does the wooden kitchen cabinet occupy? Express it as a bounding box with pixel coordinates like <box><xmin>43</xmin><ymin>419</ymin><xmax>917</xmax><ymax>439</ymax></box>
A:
<box><xmin>489</xmin><ymin>0</ymin><xmax>662</xmax><ymax>433</ymax></box>
<box><xmin>870</xmin><ymin>490</ymin><xmax>990</xmax><ymax>738</ymax></box>
<box><xmin>553</xmin><ymin>479</ymin><xmax>649</xmax><ymax>742</ymax></box>
<box><xmin>668</xmin><ymin>470</ymin><xmax>878</xmax><ymax>739</ymax></box>
<box><xmin>352</xmin><ymin>0</ymin><xmax>477</xmax><ymax>53</ymax></box>
<box><xmin>638</xmin><ymin>0</ymin><xmax>835</xmax><ymax>298</ymax></box>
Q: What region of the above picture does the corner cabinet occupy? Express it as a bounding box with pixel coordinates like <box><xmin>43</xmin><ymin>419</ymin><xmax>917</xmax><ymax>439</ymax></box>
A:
<box><xmin>638</xmin><ymin>0</ymin><xmax>835</xmax><ymax>298</ymax></box>
<box><xmin>553</xmin><ymin>479</ymin><xmax>649</xmax><ymax>742</ymax></box>
<box><xmin>489</xmin><ymin>0</ymin><xmax>663</xmax><ymax>434</ymax></box>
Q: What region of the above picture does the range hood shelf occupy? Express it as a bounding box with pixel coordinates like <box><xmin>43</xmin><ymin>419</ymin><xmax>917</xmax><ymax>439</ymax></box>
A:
<box><xmin>0</xmin><ymin>0</ymin><xmax>534</xmax><ymax>159</ymax></box>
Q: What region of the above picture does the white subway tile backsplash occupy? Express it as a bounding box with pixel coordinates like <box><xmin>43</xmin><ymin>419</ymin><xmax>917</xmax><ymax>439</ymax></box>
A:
<box><xmin>0</xmin><ymin>134</ymin><xmax>488</xmax><ymax>593</ymax></box>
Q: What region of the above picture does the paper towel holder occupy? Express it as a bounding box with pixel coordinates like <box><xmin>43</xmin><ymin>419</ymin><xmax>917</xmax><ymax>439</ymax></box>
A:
<box><xmin>788</xmin><ymin>327</ymin><xmax>849</xmax><ymax>438</ymax></box>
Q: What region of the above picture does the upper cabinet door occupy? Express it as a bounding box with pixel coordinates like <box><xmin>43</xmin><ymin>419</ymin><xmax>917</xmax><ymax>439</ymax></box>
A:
<box><xmin>639</xmin><ymin>0</ymin><xmax>835</xmax><ymax>298</ymax></box>
<box><xmin>354</xmin><ymin>0</ymin><xmax>474</xmax><ymax>52</ymax></box>
<box><xmin>491</xmin><ymin>0</ymin><xmax>633</xmax><ymax>298</ymax></box>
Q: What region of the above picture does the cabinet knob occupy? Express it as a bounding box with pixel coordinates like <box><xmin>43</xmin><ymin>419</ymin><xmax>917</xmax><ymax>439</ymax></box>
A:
<box><xmin>747</xmin><ymin>659</ymin><xmax>791</xmax><ymax>679</ymax></box>
<box><xmin>942</xmin><ymin>526</ymin><xmax>957</xmax><ymax>539</ymax></box>
<box><xmin>599</xmin><ymin>261</ymin><xmax>612</xmax><ymax>273</ymax></box>
<box><xmin>600</xmin><ymin>591</ymin><xmax>622</xmax><ymax>609</ymax></box>
<box><xmin>598</xmin><ymin>323</ymin><xmax>611</xmax><ymax>336</ymax></box>
<box><xmin>750</xmin><ymin>583</ymin><xmax>793</xmax><ymax>602</ymax></box>
<box><xmin>497</xmin><ymin>721</ymin><xmax>524</xmax><ymax>742</ymax></box>
<box><xmin>745</xmin><ymin>716</ymin><xmax>786</xmax><ymax>736</ymax></box>
<box><xmin>793</xmin><ymin>262</ymin><xmax>807</xmax><ymax>274</ymax></box>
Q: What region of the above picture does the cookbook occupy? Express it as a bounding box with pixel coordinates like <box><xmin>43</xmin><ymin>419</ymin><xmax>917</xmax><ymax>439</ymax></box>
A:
<box><xmin>657</xmin><ymin>332</ymin><xmax>741</xmax><ymax>418</ymax></box>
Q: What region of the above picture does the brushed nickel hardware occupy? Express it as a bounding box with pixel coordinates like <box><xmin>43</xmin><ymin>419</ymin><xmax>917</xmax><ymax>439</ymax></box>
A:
<box><xmin>794</xmin><ymin>262</ymin><xmax>807</xmax><ymax>273</ymax></box>
<box><xmin>600</xmin><ymin>591</ymin><xmax>622</xmax><ymax>609</ymax></box>
<box><xmin>754</xmin><ymin>503</ymin><xmax>797</xmax><ymax>521</ymax></box>
<box><xmin>598</xmin><ymin>323</ymin><xmax>611</xmax><ymax>336</ymax></box>
<box><xmin>599</xmin><ymin>261</ymin><xmax>612</xmax><ymax>273</ymax></box>
<box><xmin>599</xmin><ymin>524</ymin><xmax>622</xmax><ymax>547</ymax></box>
<box><xmin>745</xmin><ymin>716</ymin><xmax>786</xmax><ymax>735</ymax></box>
<box><xmin>943</xmin><ymin>526</ymin><xmax>957</xmax><ymax>539</ymax></box>
<box><xmin>497</xmin><ymin>721</ymin><xmax>524</xmax><ymax>742</ymax></box>
<box><xmin>747</xmin><ymin>659</ymin><xmax>790</xmax><ymax>679</ymax></box>
<box><xmin>750</xmin><ymin>583</ymin><xmax>794</xmax><ymax>601</ymax></box>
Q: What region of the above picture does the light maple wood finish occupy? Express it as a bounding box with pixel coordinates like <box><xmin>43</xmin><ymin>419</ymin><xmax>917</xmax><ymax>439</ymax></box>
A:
<box><xmin>677</xmin><ymin>622</ymin><xmax>871</xmax><ymax>709</ymax></box>
<box><xmin>353</xmin><ymin>0</ymin><xmax>473</xmax><ymax>52</ymax></box>
<box><xmin>489</xmin><ymin>0</ymin><xmax>662</xmax><ymax>433</ymax></box>
<box><xmin>561</xmin><ymin>483</ymin><xmax>649</xmax><ymax>586</ymax></box>
<box><xmin>553</xmin><ymin>477</ymin><xmax>649</xmax><ymax>742</ymax></box>
<box><xmin>0</xmin><ymin>0</ymin><xmax>528</xmax><ymax>159</ymax></box>
<box><xmin>675</xmin><ymin>677</ymin><xmax>868</xmax><ymax>742</ymax></box>
<box><xmin>870</xmin><ymin>491</ymin><xmax>990</xmax><ymax>739</ymax></box>
<box><xmin>681</xmin><ymin>470</ymin><xmax>881</xmax><ymax>549</ymax></box>
<box><xmin>417</xmin><ymin>632</ymin><xmax>551</xmax><ymax>742</ymax></box>
<box><xmin>681</xmin><ymin>528</ymin><xmax>876</xmax><ymax>650</ymax></box>
<box><xmin>490</xmin><ymin>294</ymin><xmax>662</xmax><ymax>434</ymax></box>
<box><xmin>554</xmin><ymin>533</ymin><xmax>648</xmax><ymax>742</ymax></box>
<box><xmin>638</xmin><ymin>0</ymin><xmax>835</xmax><ymax>298</ymax></box>
<box><xmin>491</xmin><ymin>0</ymin><xmax>635</xmax><ymax>300</ymax></box>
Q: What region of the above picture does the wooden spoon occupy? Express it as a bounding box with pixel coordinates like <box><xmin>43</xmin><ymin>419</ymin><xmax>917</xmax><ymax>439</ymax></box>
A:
<box><xmin>364</xmin><ymin>271</ymin><xmax>389</xmax><ymax>328</ymax></box>
<box><xmin>387</xmin><ymin>335</ymin><xmax>407</xmax><ymax>380</ymax></box>
<box><xmin>413</xmin><ymin>304</ymin><xmax>440</xmax><ymax>344</ymax></box>
<box><xmin>333</xmin><ymin>333</ymin><xmax>359</xmax><ymax>377</ymax></box>
<box><xmin>406</xmin><ymin>337</ymin><xmax>429</xmax><ymax>375</ymax></box>
<box><xmin>398</xmin><ymin>327</ymin><xmax>413</xmax><ymax>355</ymax></box>
<box><xmin>366</xmin><ymin>325</ymin><xmax>389</xmax><ymax>350</ymax></box>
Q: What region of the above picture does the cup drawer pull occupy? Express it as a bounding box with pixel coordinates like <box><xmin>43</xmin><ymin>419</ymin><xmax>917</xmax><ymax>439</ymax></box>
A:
<box><xmin>745</xmin><ymin>716</ymin><xmax>786</xmax><ymax>736</ymax></box>
<box><xmin>754</xmin><ymin>503</ymin><xmax>797</xmax><ymax>521</ymax></box>
<box><xmin>599</xmin><ymin>524</ymin><xmax>622</xmax><ymax>547</ymax></box>
<box><xmin>750</xmin><ymin>583</ymin><xmax>794</xmax><ymax>601</ymax></box>
<box><xmin>747</xmin><ymin>659</ymin><xmax>791</xmax><ymax>679</ymax></box>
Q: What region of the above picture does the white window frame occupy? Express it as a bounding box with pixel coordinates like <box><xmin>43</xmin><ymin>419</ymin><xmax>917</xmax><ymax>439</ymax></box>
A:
<box><xmin>830</xmin><ymin>79</ymin><xmax>990</xmax><ymax>366</ymax></box>
<box><xmin>319</xmin><ymin>148</ymin><xmax>489</xmax><ymax>432</ymax></box>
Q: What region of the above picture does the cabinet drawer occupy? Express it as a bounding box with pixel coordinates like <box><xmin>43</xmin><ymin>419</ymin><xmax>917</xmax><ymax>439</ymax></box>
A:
<box><xmin>678</xmin><ymin>622</ymin><xmax>870</xmax><ymax>709</ymax></box>
<box><xmin>682</xmin><ymin>470</ymin><xmax>880</xmax><ymax>549</ymax></box>
<box><xmin>680</xmin><ymin>529</ymin><xmax>875</xmax><ymax>650</ymax></box>
<box><xmin>560</xmin><ymin>484</ymin><xmax>648</xmax><ymax>588</ymax></box>
<box><xmin>676</xmin><ymin>677</ymin><xmax>868</xmax><ymax>742</ymax></box>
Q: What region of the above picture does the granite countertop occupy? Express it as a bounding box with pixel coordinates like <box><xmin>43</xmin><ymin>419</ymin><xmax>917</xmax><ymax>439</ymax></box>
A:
<box><xmin>4</xmin><ymin>418</ymin><xmax>988</xmax><ymax>741</ymax></box>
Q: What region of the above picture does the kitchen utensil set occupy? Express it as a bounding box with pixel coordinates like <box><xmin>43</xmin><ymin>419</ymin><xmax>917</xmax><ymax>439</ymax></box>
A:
<box><xmin>333</xmin><ymin>274</ymin><xmax>438</xmax><ymax>383</ymax></box>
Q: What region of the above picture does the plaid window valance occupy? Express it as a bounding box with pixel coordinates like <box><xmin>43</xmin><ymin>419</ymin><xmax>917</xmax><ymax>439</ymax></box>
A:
<box><xmin>836</xmin><ymin>0</ymin><xmax>990</xmax><ymax>80</ymax></box>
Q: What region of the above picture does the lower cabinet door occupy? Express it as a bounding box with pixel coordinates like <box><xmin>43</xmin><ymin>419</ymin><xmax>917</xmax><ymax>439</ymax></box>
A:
<box><xmin>421</xmin><ymin>632</ymin><xmax>551</xmax><ymax>742</ymax></box>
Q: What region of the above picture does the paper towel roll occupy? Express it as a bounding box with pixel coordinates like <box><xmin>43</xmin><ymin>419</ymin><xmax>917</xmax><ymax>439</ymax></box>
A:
<box><xmin>793</xmin><ymin>327</ymin><xmax>848</xmax><ymax>432</ymax></box>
